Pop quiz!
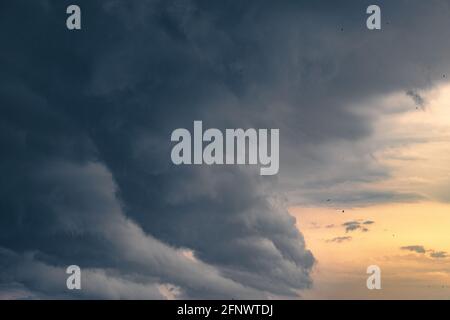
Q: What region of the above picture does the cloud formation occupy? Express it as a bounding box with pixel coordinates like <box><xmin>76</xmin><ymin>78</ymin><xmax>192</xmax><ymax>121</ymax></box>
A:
<box><xmin>401</xmin><ymin>246</ymin><xmax>427</xmax><ymax>254</ymax></box>
<box><xmin>326</xmin><ymin>236</ymin><xmax>352</xmax><ymax>243</ymax></box>
<box><xmin>0</xmin><ymin>0</ymin><xmax>318</xmax><ymax>299</ymax></box>
<box><xmin>2</xmin><ymin>0</ymin><xmax>450</xmax><ymax>298</ymax></box>
<box><xmin>406</xmin><ymin>90</ymin><xmax>426</xmax><ymax>110</ymax></box>
<box><xmin>401</xmin><ymin>246</ymin><xmax>449</xmax><ymax>259</ymax></box>
<box><xmin>342</xmin><ymin>220</ymin><xmax>374</xmax><ymax>233</ymax></box>
<box><xmin>429</xmin><ymin>251</ymin><xmax>449</xmax><ymax>259</ymax></box>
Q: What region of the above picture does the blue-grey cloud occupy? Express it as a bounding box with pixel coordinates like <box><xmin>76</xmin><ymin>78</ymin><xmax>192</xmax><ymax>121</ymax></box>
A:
<box><xmin>326</xmin><ymin>236</ymin><xmax>352</xmax><ymax>243</ymax></box>
<box><xmin>342</xmin><ymin>220</ymin><xmax>374</xmax><ymax>233</ymax></box>
<box><xmin>429</xmin><ymin>251</ymin><xmax>448</xmax><ymax>259</ymax></box>
<box><xmin>0</xmin><ymin>0</ymin><xmax>316</xmax><ymax>299</ymax></box>
<box><xmin>400</xmin><ymin>246</ymin><xmax>449</xmax><ymax>259</ymax></box>
<box><xmin>401</xmin><ymin>246</ymin><xmax>426</xmax><ymax>254</ymax></box>
<box><xmin>406</xmin><ymin>90</ymin><xmax>426</xmax><ymax>109</ymax></box>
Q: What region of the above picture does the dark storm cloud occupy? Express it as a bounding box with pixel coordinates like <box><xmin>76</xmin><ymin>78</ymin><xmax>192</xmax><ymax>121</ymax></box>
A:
<box><xmin>0</xmin><ymin>0</ymin><xmax>316</xmax><ymax>298</ymax></box>
<box><xmin>2</xmin><ymin>0</ymin><xmax>450</xmax><ymax>298</ymax></box>
<box><xmin>0</xmin><ymin>248</ymin><xmax>165</xmax><ymax>299</ymax></box>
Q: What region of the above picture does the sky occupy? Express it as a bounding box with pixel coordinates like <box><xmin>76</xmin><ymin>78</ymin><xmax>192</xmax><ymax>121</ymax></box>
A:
<box><xmin>291</xmin><ymin>82</ymin><xmax>450</xmax><ymax>299</ymax></box>
<box><xmin>1</xmin><ymin>0</ymin><xmax>450</xmax><ymax>299</ymax></box>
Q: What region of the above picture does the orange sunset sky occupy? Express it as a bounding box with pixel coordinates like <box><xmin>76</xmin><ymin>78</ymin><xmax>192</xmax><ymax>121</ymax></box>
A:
<box><xmin>290</xmin><ymin>83</ymin><xmax>450</xmax><ymax>299</ymax></box>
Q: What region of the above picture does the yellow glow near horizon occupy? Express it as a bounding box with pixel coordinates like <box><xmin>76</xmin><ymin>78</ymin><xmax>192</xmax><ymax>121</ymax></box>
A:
<box><xmin>288</xmin><ymin>83</ymin><xmax>450</xmax><ymax>299</ymax></box>
<box><xmin>290</xmin><ymin>202</ymin><xmax>450</xmax><ymax>299</ymax></box>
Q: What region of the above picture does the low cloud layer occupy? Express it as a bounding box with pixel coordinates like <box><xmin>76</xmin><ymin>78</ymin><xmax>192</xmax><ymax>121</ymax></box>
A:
<box><xmin>401</xmin><ymin>246</ymin><xmax>448</xmax><ymax>259</ymax></box>
<box><xmin>342</xmin><ymin>220</ymin><xmax>375</xmax><ymax>233</ymax></box>
<box><xmin>401</xmin><ymin>246</ymin><xmax>427</xmax><ymax>254</ymax></box>
<box><xmin>429</xmin><ymin>251</ymin><xmax>449</xmax><ymax>259</ymax></box>
<box><xmin>326</xmin><ymin>236</ymin><xmax>352</xmax><ymax>243</ymax></box>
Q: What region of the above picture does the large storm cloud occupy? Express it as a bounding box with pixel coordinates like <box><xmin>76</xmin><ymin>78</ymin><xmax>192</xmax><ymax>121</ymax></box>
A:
<box><xmin>1</xmin><ymin>0</ymin><xmax>450</xmax><ymax>298</ymax></box>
